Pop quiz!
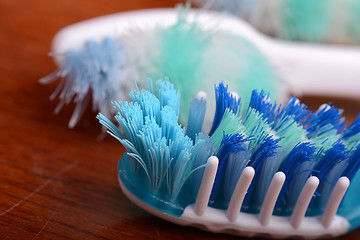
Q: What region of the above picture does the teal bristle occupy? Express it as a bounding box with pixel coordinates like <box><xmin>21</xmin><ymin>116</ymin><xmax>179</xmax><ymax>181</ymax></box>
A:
<box><xmin>281</xmin><ymin>0</ymin><xmax>330</xmax><ymax>42</ymax></box>
<box><xmin>210</xmin><ymin>109</ymin><xmax>244</xmax><ymax>150</ymax></box>
<box><xmin>160</xmin><ymin>106</ymin><xmax>180</xmax><ymax>143</ymax></box>
<box><xmin>242</xmin><ymin>109</ymin><xmax>271</xmax><ymax>143</ymax></box>
<box><xmin>273</xmin><ymin>115</ymin><xmax>308</xmax><ymax>155</ymax></box>
<box><xmin>186</xmin><ymin>97</ymin><xmax>207</xmax><ymax>141</ymax></box>
<box><xmin>155</xmin><ymin>78</ymin><xmax>181</xmax><ymax>117</ymax></box>
<box><xmin>99</xmin><ymin>78</ymin><xmax>208</xmax><ymax>203</ymax></box>
<box><xmin>129</xmin><ymin>89</ymin><xmax>162</xmax><ymax>124</ymax></box>
<box><xmin>189</xmin><ymin>133</ymin><xmax>215</xmax><ymax>195</ymax></box>
<box><xmin>158</xmin><ymin>4</ymin><xmax>213</xmax><ymax>124</ymax></box>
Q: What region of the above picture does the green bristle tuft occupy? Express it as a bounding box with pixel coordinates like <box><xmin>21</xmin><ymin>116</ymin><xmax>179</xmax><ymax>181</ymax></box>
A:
<box><xmin>210</xmin><ymin>109</ymin><xmax>244</xmax><ymax>149</ymax></box>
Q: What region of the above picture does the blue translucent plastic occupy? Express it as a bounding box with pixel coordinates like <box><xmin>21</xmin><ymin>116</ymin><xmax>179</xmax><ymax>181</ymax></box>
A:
<box><xmin>118</xmin><ymin>154</ymin><xmax>194</xmax><ymax>218</ymax></box>
<box><xmin>339</xmin><ymin>170</ymin><xmax>360</xmax><ymax>231</ymax></box>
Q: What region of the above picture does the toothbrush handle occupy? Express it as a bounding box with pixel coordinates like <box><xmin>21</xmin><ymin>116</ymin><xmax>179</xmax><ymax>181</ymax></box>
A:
<box><xmin>262</xmin><ymin>40</ymin><xmax>360</xmax><ymax>99</ymax></box>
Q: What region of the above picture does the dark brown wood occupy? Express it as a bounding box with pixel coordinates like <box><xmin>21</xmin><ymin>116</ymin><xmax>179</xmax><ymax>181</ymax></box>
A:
<box><xmin>1</xmin><ymin>0</ymin><xmax>360</xmax><ymax>239</ymax></box>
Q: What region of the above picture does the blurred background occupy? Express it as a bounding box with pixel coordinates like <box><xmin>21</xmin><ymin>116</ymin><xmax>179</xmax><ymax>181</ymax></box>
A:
<box><xmin>1</xmin><ymin>0</ymin><xmax>360</xmax><ymax>239</ymax></box>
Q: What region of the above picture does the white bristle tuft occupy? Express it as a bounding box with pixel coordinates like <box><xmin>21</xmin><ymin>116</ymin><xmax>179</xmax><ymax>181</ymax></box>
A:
<box><xmin>194</xmin><ymin>156</ymin><xmax>219</xmax><ymax>216</ymax></box>
<box><xmin>226</xmin><ymin>166</ymin><xmax>255</xmax><ymax>222</ymax></box>
<box><xmin>258</xmin><ymin>171</ymin><xmax>286</xmax><ymax>226</ymax></box>
<box><xmin>321</xmin><ymin>176</ymin><xmax>350</xmax><ymax>228</ymax></box>
<box><xmin>291</xmin><ymin>176</ymin><xmax>319</xmax><ymax>229</ymax></box>
<box><xmin>195</xmin><ymin>91</ymin><xmax>207</xmax><ymax>101</ymax></box>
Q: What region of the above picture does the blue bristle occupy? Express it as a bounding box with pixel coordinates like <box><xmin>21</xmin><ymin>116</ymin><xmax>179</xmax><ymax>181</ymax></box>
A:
<box><xmin>314</xmin><ymin>141</ymin><xmax>348</xmax><ymax>208</ymax></box>
<box><xmin>41</xmin><ymin>37</ymin><xmax>124</xmax><ymax>127</ymax></box>
<box><xmin>275</xmin><ymin>142</ymin><xmax>316</xmax><ymax>214</ymax></box>
<box><xmin>186</xmin><ymin>97</ymin><xmax>207</xmax><ymax>141</ymax></box>
<box><xmin>221</xmin><ymin>149</ymin><xmax>251</xmax><ymax>203</ymax></box>
<box><xmin>189</xmin><ymin>133</ymin><xmax>215</xmax><ymax>195</ymax></box>
<box><xmin>137</xmin><ymin>117</ymin><xmax>169</xmax><ymax>192</ymax></box>
<box><xmin>343</xmin><ymin>145</ymin><xmax>360</xmax><ymax>180</ymax></box>
<box><xmin>129</xmin><ymin>89</ymin><xmax>161</xmax><ymax>124</ymax></box>
<box><xmin>243</xmin><ymin>135</ymin><xmax>281</xmax><ymax>210</ymax></box>
<box><xmin>343</xmin><ymin>113</ymin><xmax>360</xmax><ymax>148</ymax></box>
<box><xmin>210</xmin><ymin>133</ymin><xmax>248</xmax><ymax>201</ymax></box>
<box><xmin>113</xmin><ymin>101</ymin><xmax>144</xmax><ymax>150</ymax></box>
<box><xmin>155</xmin><ymin>78</ymin><xmax>181</xmax><ymax>117</ymax></box>
<box><xmin>248</xmin><ymin>89</ymin><xmax>278</xmax><ymax>123</ymax></box>
<box><xmin>276</xmin><ymin>96</ymin><xmax>311</xmax><ymax>125</ymax></box>
<box><xmin>98</xmin><ymin>79</ymin><xmax>211</xmax><ymax>201</ymax></box>
<box><xmin>160</xmin><ymin>105</ymin><xmax>180</xmax><ymax>143</ymax></box>
<box><xmin>209</xmin><ymin>82</ymin><xmax>241</xmax><ymax>136</ymax></box>
<box><xmin>167</xmin><ymin>131</ymin><xmax>194</xmax><ymax>200</ymax></box>
<box><xmin>96</xmin><ymin>113</ymin><xmax>124</xmax><ymax>141</ymax></box>
<box><xmin>304</xmin><ymin>104</ymin><xmax>346</xmax><ymax>137</ymax></box>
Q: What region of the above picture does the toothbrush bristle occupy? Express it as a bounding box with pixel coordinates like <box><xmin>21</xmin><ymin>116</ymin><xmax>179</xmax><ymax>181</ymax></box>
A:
<box><xmin>186</xmin><ymin>97</ymin><xmax>207</xmax><ymax>141</ymax></box>
<box><xmin>276</xmin><ymin>142</ymin><xmax>316</xmax><ymax>214</ymax></box>
<box><xmin>209</xmin><ymin>83</ymin><xmax>241</xmax><ymax>136</ymax></box>
<box><xmin>314</xmin><ymin>141</ymin><xmax>348</xmax><ymax>209</ymax></box>
<box><xmin>210</xmin><ymin>133</ymin><xmax>249</xmax><ymax>201</ymax></box>
<box><xmin>42</xmin><ymin>38</ymin><xmax>126</xmax><ymax>128</ymax></box>
<box><xmin>100</xmin><ymin>79</ymin><xmax>360</xmax><ymax>227</ymax></box>
<box><xmin>343</xmin><ymin>113</ymin><xmax>360</xmax><ymax>149</ymax></box>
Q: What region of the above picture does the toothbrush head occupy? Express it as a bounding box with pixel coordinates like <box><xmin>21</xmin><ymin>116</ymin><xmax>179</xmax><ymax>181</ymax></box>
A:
<box><xmin>98</xmin><ymin>79</ymin><xmax>360</xmax><ymax>239</ymax></box>
<box><xmin>41</xmin><ymin>6</ymin><xmax>282</xmax><ymax>129</ymax></box>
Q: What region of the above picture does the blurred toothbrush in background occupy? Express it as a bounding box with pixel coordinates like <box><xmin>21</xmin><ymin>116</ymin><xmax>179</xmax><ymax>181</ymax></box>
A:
<box><xmin>40</xmin><ymin>4</ymin><xmax>281</xmax><ymax>130</ymax></box>
<box><xmin>41</xmin><ymin>3</ymin><xmax>360</xmax><ymax>130</ymax></box>
<box><xmin>193</xmin><ymin>0</ymin><xmax>360</xmax><ymax>45</ymax></box>
<box><xmin>190</xmin><ymin>0</ymin><xmax>360</xmax><ymax>96</ymax></box>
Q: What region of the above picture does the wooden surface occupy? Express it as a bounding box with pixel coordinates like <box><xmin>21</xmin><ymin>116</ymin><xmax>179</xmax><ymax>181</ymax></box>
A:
<box><xmin>1</xmin><ymin>0</ymin><xmax>360</xmax><ymax>239</ymax></box>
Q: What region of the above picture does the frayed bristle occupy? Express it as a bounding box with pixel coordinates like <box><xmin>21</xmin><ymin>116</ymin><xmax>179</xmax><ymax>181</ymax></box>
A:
<box><xmin>209</xmin><ymin>82</ymin><xmax>241</xmax><ymax>136</ymax></box>
<box><xmin>42</xmin><ymin>37</ymin><xmax>127</xmax><ymax>128</ymax></box>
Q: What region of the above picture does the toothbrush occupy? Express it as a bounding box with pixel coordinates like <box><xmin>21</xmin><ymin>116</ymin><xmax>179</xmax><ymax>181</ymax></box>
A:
<box><xmin>98</xmin><ymin>78</ymin><xmax>360</xmax><ymax>239</ymax></box>
<box><xmin>41</xmin><ymin>5</ymin><xmax>360</xmax><ymax>130</ymax></box>
<box><xmin>193</xmin><ymin>0</ymin><xmax>360</xmax><ymax>45</ymax></box>
<box><xmin>40</xmin><ymin>4</ymin><xmax>281</xmax><ymax>129</ymax></box>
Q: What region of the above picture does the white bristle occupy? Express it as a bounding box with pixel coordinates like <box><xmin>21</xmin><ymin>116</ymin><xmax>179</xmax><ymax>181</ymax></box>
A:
<box><xmin>226</xmin><ymin>166</ymin><xmax>255</xmax><ymax>222</ymax></box>
<box><xmin>258</xmin><ymin>171</ymin><xmax>286</xmax><ymax>226</ymax></box>
<box><xmin>291</xmin><ymin>176</ymin><xmax>320</xmax><ymax>229</ymax></box>
<box><xmin>321</xmin><ymin>176</ymin><xmax>350</xmax><ymax>228</ymax></box>
<box><xmin>194</xmin><ymin>156</ymin><xmax>219</xmax><ymax>216</ymax></box>
<box><xmin>196</xmin><ymin>91</ymin><xmax>207</xmax><ymax>101</ymax></box>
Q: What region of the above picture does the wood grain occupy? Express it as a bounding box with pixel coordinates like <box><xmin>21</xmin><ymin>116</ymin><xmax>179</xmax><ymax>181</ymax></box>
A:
<box><xmin>0</xmin><ymin>0</ymin><xmax>360</xmax><ymax>239</ymax></box>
